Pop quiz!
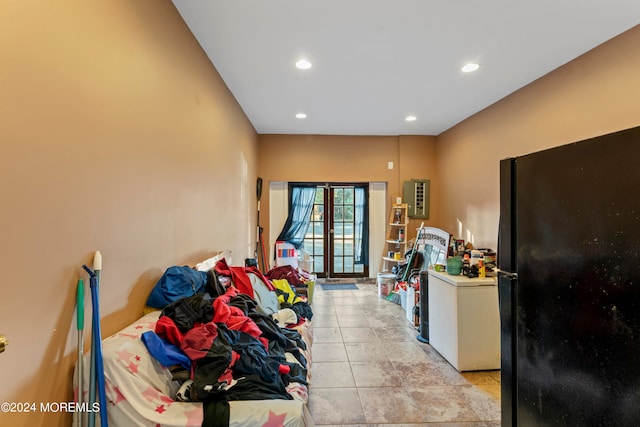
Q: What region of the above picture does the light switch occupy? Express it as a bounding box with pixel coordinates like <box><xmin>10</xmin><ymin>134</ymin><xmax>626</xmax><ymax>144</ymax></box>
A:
<box><xmin>388</xmin><ymin>161</ymin><xmax>394</xmax><ymax>170</ymax></box>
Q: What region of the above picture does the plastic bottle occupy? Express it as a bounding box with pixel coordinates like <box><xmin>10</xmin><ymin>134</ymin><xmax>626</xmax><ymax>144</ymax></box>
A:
<box><xmin>478</xmin><ymin>259</ymin><xmax>486</xmax><ymax>278</ymax></box>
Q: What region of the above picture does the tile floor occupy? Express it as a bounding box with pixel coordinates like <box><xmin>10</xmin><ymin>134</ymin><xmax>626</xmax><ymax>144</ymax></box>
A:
<box><xmin>307</xmin><ymin>280</ymin><xmax>501</xmax><ymax>427</ymax></box>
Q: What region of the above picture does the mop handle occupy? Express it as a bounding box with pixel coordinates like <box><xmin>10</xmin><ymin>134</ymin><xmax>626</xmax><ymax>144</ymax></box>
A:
<box><xmin>76</xmin><ymin>278</ymin><xmax>85</xmax><ymax>427</ymax></box>
<box><xmin>82</xmin><ymin>263</ymin><xmax>108</xmax><ymax>427</ymax></box>
<box><xmin>82</xmin><ymin>265</ymin><xmax>98</xmax><ymax>427</ymax></box>
<box><xmin>77</xmin><ymin>279</ymin><xmax>84</xmax><ymax>331</ymax></box>
<box><xmin>91</xmin><ymin>251</ymin><xmax>107</xmax><ymax>427</ymax></box>
<box><xmin>90</xmin><ymin>275</ymin><xmax>108</xmax><ymax>427</ymax></box>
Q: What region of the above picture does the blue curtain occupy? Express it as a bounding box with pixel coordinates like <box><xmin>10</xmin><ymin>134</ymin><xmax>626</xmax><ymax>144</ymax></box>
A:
<box><xmin>276</xmin><ymin>186</ymin><xmax>316</xmax><ymax>249</ymax></box>
<box><xmin>354</xmin><ymin>187</ymin><xmax>369</xmax><ymax>264</ymax></box>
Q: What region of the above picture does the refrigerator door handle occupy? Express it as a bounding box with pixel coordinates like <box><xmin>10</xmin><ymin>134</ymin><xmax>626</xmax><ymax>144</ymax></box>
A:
<box><xmin>497</xmin><ymin>269</ymin><xmax>518</xmax><ymax>427</ymax></box>
<box><xmin>496</xmin><ymin>269</ymin><xmax>518</xmax><ymax>280</ymax></box>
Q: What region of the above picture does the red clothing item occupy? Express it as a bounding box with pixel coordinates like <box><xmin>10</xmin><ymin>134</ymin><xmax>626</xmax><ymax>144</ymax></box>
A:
<box><xmin>214</xmin><ymin>258</ymin><xmax>275</xmax><ymax>298</ymax></box>
<box><xmin>155</xmin><ymin>315</ymin><xmax>185</xmax><ymax>347</ymax></box>
<box><xmin>213</xmin><ymin>287</ymin><xmax>263</xmax><ymax>340</ymax></box>
<box><xmin>180</xmin><ymin>322</ymin><xmax>220</xmax><ymax>361</ymax></box>
<box><xmin>217</xmin><ymin>351</ymin><xmax>240</xmax><ymax>385</ymax></box>
<box><xmin>278</xmin><ymin>364</ymin><xmax>291</xmax><ymax>375</ymax></box>
<box><xmin>266</xmin><ymin>265</ymin><xmax>304</xmax><ymax>286</ymax></box>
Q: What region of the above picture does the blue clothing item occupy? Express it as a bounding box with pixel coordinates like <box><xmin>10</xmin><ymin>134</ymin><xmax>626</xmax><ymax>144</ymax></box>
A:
<box><xmin>146</xmin><ymin>266</ymin><xmax>208</xmax><ymax>309</ymax></box>
<box><xmin>141</xmin><ymin>330</ymin><xmax>191</xmax><ymax>370</ymax></box>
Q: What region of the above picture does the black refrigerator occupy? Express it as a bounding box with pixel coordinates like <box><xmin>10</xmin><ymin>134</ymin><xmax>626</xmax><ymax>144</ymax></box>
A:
<box><xmin>498</xmin><ymin>125</ymin><xmax>640</xmax><ymax>427</ymax></box>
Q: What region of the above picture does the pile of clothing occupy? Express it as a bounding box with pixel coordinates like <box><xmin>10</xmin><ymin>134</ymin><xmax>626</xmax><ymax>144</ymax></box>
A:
<box><xmin>140</xmin><ymin>259</ymin><xmax>313</xmax><ymax>425</ymax></box>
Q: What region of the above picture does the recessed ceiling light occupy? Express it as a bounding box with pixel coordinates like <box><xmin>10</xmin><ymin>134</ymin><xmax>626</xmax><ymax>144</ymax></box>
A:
<box><xmin>461</xmin><ymin>63</ymin><xmax>480</xmax><ymax>73</ymax></box>
<box><xmin>296</xmin><ymin>113</ymin><xmax>307</xmax><ymax>119</ymax></box>
<box><xmin>405</xmin><ymin>115</ymin><xmax>417</xmax><ymax>122</ymax></box>
<box><xmin>295</xmin><ymin>59</ymin><xmax>312</xmax><ymax>70</ymax></box>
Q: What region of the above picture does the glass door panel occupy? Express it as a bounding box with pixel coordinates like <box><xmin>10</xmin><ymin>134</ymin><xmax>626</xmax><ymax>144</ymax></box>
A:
<box><xmin>331</xmin><ymin>186</ymin><xmax>364</xmax><ymax>276</ymax></box>
<box><xmin>302</xmin><ymin>183</ymin><xmax>368</xmax><ymax>278</ymax></box>
<box><xmin>303</xmin><ymin>187</ymin><xmax>326</xmax><ymax>274</ymax></box>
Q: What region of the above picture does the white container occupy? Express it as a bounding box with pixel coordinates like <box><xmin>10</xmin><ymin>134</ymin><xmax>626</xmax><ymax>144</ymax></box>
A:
<box><xmin>470</xmin><ymin>249</ymin><xmax>484</xmax><ymax>266</ymax></box>
<box><xmin>405</xmin><ymin>286</ymin><xmax>418</xmax><ymax>325</ymax></box>
<box><xmin>297</xmin><ymin>249</ymin><xmax>313</xmax><ymax>272</ymax></box>
<box><xmin>377</xmin><ymin>273</ymin><xmax>396</xmax><ymax>299</ymax></box>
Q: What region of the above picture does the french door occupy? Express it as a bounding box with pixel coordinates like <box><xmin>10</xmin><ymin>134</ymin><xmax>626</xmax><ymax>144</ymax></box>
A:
<box><xmin>301</xmin><ymin>183</ymin><xmax>369</xmax><ymax>278</ymax></box>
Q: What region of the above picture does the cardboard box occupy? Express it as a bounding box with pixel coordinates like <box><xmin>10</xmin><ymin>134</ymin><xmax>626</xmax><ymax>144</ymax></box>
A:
<box><xmin>275</xmin><ymin>241</ymin><xmax>298</xmax><ymax>268</ymax></box>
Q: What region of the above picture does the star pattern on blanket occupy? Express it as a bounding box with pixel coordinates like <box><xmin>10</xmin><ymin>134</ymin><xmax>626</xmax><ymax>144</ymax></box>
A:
<box><xmin>141</xmin><ymin>385</ymin><xmax>176</xmax><ymax>412</ymax></box>
<box><xmin>112</xmin><ymin>386</ymin><xmax>126</xmax><ymax>405</ymax></box>
<box><xmin>104</xmin><ymin>380</ymin><xmax>124</xmax><ymax>406</ymax></box>
<box><xmin>159</xmin><ymin>394</ymin><xmax>174</xmax><ymax>405</ymax></box>
<box><xmin>142</xmin><ymin>386</ymin><xmax>160</xmax><ymax>403</ymax></box>
<box><xmin>118</xmin><ymin>332</ymin><xmax>139</xmax><ymax>339</ymax></box>
<box><xmin>127</xmin><ymin>361</ymin><xmax>139</xmax><ymax>374</ymax></box>
<box><xmin>261</xmin><ymin>410</ymin><xmax>287</xmax><ymax>427</ymax></box>
<box><xmin>116</xmin><ymin>348</ymin><xmax>134</xmax><ymax>362</ymax></box>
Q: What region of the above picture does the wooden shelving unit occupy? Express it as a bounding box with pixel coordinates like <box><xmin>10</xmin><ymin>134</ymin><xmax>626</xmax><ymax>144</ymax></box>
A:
<box><xmin>381</xmin><ymin>203</ymin><xmax>409</xmax><ymax>272</ymax></box>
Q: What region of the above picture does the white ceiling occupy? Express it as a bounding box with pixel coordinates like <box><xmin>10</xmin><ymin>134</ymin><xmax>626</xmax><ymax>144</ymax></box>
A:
<box><xmin>172</xmin><ymin>0</ymin><xmax>640</xmax><ymax>136</ymax></box>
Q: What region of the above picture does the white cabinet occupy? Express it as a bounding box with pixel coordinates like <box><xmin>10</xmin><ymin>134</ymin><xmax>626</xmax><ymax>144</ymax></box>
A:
<box><xmin>427</xmin><ymin>270</ymin><xmax>500</xmax><ymax>371</ymax></box>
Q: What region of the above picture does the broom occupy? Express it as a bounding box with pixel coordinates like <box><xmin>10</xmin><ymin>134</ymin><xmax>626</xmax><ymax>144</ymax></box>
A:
<box><xmin>402</xmin><ymin>222</ymin><xmax>425</xmax><ymax>282</ymax></box>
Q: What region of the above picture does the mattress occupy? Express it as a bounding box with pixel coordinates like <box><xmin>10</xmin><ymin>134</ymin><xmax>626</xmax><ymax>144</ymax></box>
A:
<box><xmin>73</xmin><ymin>311</ymin><xmax>314</xmax><ymax>427</ymax></box>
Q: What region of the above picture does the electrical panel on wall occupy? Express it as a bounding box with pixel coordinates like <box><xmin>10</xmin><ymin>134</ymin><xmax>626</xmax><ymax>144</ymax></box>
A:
<box><xmin>403</xmin><ymin>179</ymin><xmax>430</xmax><ymax>219</ymax></box>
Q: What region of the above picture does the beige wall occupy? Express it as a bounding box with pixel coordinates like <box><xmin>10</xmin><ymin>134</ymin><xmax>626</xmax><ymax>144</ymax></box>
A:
<box><xmin>0</xmin><ymin>1</ymin><xmax>257</xmax><ymax>426</ymax></box>
<box><xmin>257</xmin><ymin>134</ymin><xmax>438</xmax><ymax>259</ymax></box>
<box><xmin>398</xmin><ymin>135</ymin><xmax>440</xmax><ymax>235</ymax></box>
<box><xmin>436</xmin><ymin>25</ymin><xmax>640</xmax><ymax>250</ymax></box>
